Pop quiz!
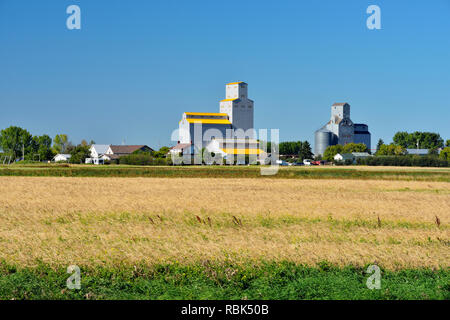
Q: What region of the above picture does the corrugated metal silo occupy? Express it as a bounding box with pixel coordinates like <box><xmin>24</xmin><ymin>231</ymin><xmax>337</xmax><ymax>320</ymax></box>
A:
<box><xmin>314</xmin><ymin>128</ymin><xmax>333</xmax><ymax>156</ymax></box>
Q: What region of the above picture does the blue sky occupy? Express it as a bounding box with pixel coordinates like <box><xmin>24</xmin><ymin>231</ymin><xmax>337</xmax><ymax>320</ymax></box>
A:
<box><xmin>1</xmin><ymin>0</ymin><xmax>449</xmax><ymax>149</ymax></box>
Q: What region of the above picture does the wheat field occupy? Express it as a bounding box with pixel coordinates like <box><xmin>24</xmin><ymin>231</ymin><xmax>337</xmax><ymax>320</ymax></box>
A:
<box><xmin>0</xmin><ymin>176</ymin><xmax>448</xmax><ymax>270</ymax></box>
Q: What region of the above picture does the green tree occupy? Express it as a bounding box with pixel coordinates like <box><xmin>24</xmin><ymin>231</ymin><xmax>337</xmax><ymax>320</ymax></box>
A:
<box><xmin>376</xmin><ymin>139</ymin><xmax>384</xmax><ymax>152</ymax></box>
<box><xmin>0</xmin><ymin>126</ymin><xmax>32</xmax><ymax>160</ymax></box>
<box><xmin>439</xmin><ymin>147</ymin><xmax>450</xmax><ymax>161</ymax></box>
<box><xmin>323</xmin><ymin>144</ymin><xmax>343</xmax><ymax>161</ymax></box>
<box><xmin>446</xmin><ymin>140</ymin><xmax>450</xmax><ymax>148</ymax></box>
<box><xmin>279</xmin><ymin>141</ymin><xmax>302</xmax><ymax>155</ymax></box>
<box><xmin>53</xmin><ymin>134</ymin><xmax>70</xmax><ymax>153</ymax></box>
<box><xmin>69</xmin><ymin>145</ymin><xmax>91</xmax><ymax>164</ymax></box>
<box><xmin>152</xmin><ymin>146</ymin><xmax>170</xmax><ymax>158</ymax></box>
<box><xmin>298</xmin><ymin>141</ymin><xmax>313</xmax><ymax>161</ymax></box>
<box><xmin>342</xmin><ymin>143</ymin><xmax>368</xmax><ymax>153</ymax></box>
<box><xmin>30</xmin><ymin>135</ymin><xmax>54</xmax><ymax>161</ymax></box>
<box><xmin>377</xmin><ymin>144</ymin><xmax>406</xmax><ymax>156</ymax></box>
<box><xmin>393</xmin><ymin>131</ymin><xmax>443</xmax><ymax>149</ymax></box>
<box><xmin>263</xmin><ymin>141</ymin><xmax>278</xmax><ymax>154</ymax></box>
<box><xmin>392</xmin><ymin>131</ymin><xmax>411</xmax><ymax>148</ymax></box>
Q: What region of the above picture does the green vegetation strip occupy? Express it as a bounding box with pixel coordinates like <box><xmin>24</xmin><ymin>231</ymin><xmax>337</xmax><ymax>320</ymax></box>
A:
<box><xmin>0</xmin><ymin>166</ymin><xmax>449</xmax><ymax>182</ymax></box>
<box><xmin>0</xmin><ymin>261</ymin><xmax>448</xmax><ymax>300</ymax></box>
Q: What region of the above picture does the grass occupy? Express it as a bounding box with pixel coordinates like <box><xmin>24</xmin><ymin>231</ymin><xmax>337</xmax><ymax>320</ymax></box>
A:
<box><xmin>0</xmin><ymin>261</ymin><xmax>448</xmax><ymax>300</ymax></box>
<box><xmin>0</xmin><ymin>164</ymin><xmax>449</xmax><ymax>181</ymax></box>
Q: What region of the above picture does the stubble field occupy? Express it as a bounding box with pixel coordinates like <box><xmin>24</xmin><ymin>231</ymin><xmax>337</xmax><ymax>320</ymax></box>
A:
<box><xmin>0</xmin><ymin>170</ymin><xmax>448</xmax><ymax>299</ymax></box>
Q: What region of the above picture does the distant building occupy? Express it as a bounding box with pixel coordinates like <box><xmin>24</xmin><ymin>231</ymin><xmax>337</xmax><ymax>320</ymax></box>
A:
<box><xmin>315</xmin><ymin>103</ymin><xmax>371</xmax><ymax>156</ymax></box>
<box><xmin>406</xmin><ymin>149</ymin><xmax>429</xmax><ymax>156</ymax></box>
<box><xmin>52</xmin><ymin>154</ymin><xmax>71</xmax><ymax>162</ymax></box>
<box><xmin>86</xmin><ymin>144</ymin><xmax>153</xmax><ymax>164</ymax></box>
<box><xmin>334</xmin><ymin>153</ymin><xmax>354</xmax><ymax>162</ymax></box>
<box><xmin>86</xmin><ymin>144</ymin><xmax>110</xmax><ymax>164</ymax></box>
<box><xmin>178</xmin><ymin>112</ymin><xmax>233</xmax><ymax>146</ymax></box>
<box><xmin>175</xmin><ymin>82</ymin><xmax>261</xmax><ymax>163</ymax></box>
<box><xmin>334</xmin><ymin>152</ymin><xmax>372</xmax><ymax>164</ymax></box>
<box><xmin>105</xmin><ymin>145</ymin><xmax>153</xmax><ymax>161</ymax></box>
<box><xmin>351</xmin><ymin>152</ymin><xmax>372</xmax><ymax>160</ymax></box>
<box><xmin>219</xmin><ymin>81</ymin><xmax>254</xmax><ymax>133</ymax></box>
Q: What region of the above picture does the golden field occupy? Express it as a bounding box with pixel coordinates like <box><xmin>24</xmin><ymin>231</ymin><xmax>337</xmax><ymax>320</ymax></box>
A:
<box><xmin>0</xmin><ymin>176</ymin><xmax>448</xmax><ymax>270</ymax></box>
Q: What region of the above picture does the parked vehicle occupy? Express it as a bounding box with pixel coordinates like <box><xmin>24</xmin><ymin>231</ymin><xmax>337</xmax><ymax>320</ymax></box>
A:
<box><xmin>303</xmin><ymin>159</ymin><xmax>312</xmax><ymax>165</ymax></box>
<box><xmin>276</xmin><ymin>159</ymin><xmax>290</xmax><ymax>166</ymax></box>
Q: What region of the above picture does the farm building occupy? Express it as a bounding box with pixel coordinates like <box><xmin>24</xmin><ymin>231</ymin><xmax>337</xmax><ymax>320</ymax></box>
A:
<box><xmin>52</xmin><ymin>154</ymin><xmax>71</xmax><ymax>162</ymax></box>
<box><xmin>406</xmin><ymin>149</ymin><xmax>429</xmax><ymax>156</ymax></box>
<box><xmin>334</xmin><ymin>152</ymin><xmax>372</xmax><ymax>164</ymax></box>
<box><xmin>85</xmin><ymin>144</ymin><xmax>110</xmax><ymax>164</ymax></box>
<box><xmin>173</xmin><ymin>81</ymin><xmax>262</xmax><ymax>163</ymax></box>
<box><xmin>314</xmin><ymin>103</ymin><xmax>371</xmax><ymax>156</ymax></box>
<box><xmin>334</xmin><ymin>153</ymin><xmax>354</xmax><ymax>162</ymax></box>
<box><xmin>86</xmin><ymin>144</ymin><xmax>153</xmax><ymax>164</ymax></box>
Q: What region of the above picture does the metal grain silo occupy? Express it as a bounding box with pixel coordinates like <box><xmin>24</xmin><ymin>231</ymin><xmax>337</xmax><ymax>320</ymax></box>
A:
<box><xmin>314</xmin><ymin>128</ymin><xmax>333</xmax><ymax>156</ymax></box>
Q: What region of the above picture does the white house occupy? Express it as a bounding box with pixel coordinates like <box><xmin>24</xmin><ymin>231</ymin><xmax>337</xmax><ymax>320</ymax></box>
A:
<box><xmin>334</xmin><ymin>152</ymin><xmax>372</xmax><ymax>164</ymax></box>
<box><xmin>86</xmin><ymin>144</ymin><xmax>154</xmax><ymax>164</ymax></box>
<box><xmin>52</xmin><ymin>154</ymin><xmax>71</xmax><ymax>162</ymax></box>
<box><xmin>85</xmin><ymin>144</ymin><xmax>110</xmax><ymax>164</ymax></box>
<box><xmin>334</xmin><ymin>153</ymin><xmax>354</xmax><ymax>162</ymax></box>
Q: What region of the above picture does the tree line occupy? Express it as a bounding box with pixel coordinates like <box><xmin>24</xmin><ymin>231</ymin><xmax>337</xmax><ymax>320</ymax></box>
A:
<box><xmin>0</xmin><ymin>126</ymin><xmax>94</xmax><ymax>163</ymax></box>
<box><xmin>0</xmin><ymin>125</ymin><xmax>171</xmax><ymax>165</ymax></box>
<box><xmin>321</xmin><ymin>131</ymin><xmax>450</xmax><ymax>164</ymax></box>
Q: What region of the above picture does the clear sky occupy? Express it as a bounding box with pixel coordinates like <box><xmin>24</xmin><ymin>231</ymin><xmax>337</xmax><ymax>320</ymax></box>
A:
<box><xmin>1</xmin><ymin>0</ymin><xmax>449</xmax><ymax>149</ymax></box>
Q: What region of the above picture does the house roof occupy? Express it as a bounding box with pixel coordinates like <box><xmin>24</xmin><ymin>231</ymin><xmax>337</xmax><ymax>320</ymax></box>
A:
<box><xmin>406</xmin><ymin>149</ymin><xmax>429</xmax><ymax>155</ymax></box>
<box><xmin>335</xmin><ymin>153</ymin><xmax>354</xmax><ymax>160</ymax></box>
<box><xmin>102</xmin><ymin>154</ymin><xmax>120</xmax><ymax>160</ymax></box>
<box><xmin>110</xmin><ymin>145</ymin><xmax>151</xmax><ymax>154</ymax></box>
<box><xmin>53</xmin><ymin>154</ymin><xmax>71</xmax><ymax>159</ymax></box>
<box><xmin>91</xmin><ymin>144</ymin><xmax>110</xmax><ymax>155</ymax></box>
<box><xmin>351</xmin><ymin>152</ymin><xmax>371</xmax><ymax>157</ymax></box>
<box><xmin>171</xmin><ymin>143</ymin><xmax>192</xmax><ymax>150</ymax></box>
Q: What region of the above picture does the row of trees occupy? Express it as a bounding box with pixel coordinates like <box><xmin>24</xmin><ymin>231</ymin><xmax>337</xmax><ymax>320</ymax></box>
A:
<box><xmin>358</xmin><ymin>155</ymin><xmax>448</xmax><ymax>167</ymax></box>
<box><xmin>375</xmin><ymin>132</ymin><xmax>450</xmax><ymax>161</ymax></box>
<box><xmin>0</xmin><ymin>126</ymin><xmax>53</xmax><ymax>161</ymax></box>
<box><xmin>275</xmin><ymin>141</ymin><xmax>314</xmax><ymax>161</ymax></box>
<box><xmin>375</xmin><ymin>132</ymin><xmax>448</xmax><ymax>154</ymax></box>
<box><xmin>392</xmin><ymin>131</ymin><xmax>445</xmax><ymax>149</ymax></box>
<box><xmin>111</xmin><ymin>147</ymin><xmax>171</xmax><ymax>165</ymax></box>
<box><xmin>320</xmin><ymin>130</ymin><xmax>449</xmax><ymax>166</ymax></box>
<box><xmin>322</xmin><ymin>143</ymin><xmax>368</xmax><ymax>161</ymax></box>
<box><xmin>0</xmin><ymin>126</ymin><xmax>94</xmax><ymax>163</ymax></box>
<box><xmin>0</xmin><ymin>125</ymin><xmax>187</xmax><ymax>165</ymax></box>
